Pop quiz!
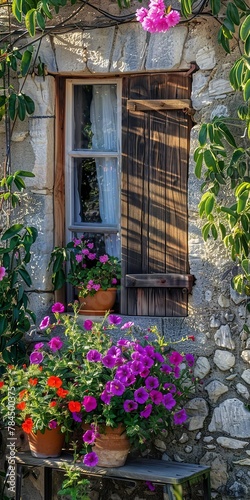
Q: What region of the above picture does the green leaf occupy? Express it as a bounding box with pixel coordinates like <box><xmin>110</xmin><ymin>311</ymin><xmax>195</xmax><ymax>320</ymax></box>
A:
<box><xmin>6</xmin><ymin>332</ymin><xmax>23</xmax><ymax>347</ymax></box>
<box><xmin>223</xmin><ymin>17</ymin><xmax>235</xmax><ymax>33</ymax></box>
<box><xmin>211</xmin><ymin>223</ymin><xmax>218</xmax><ymax>240</ymax></box>
<box><xmin>14</xmin><ymin>175</ymin><xmax>26</xmax><ymax>190</ymax></box>
<box><xmin>53</xmin><ymin>269</ymin><xmax>66</xmax><ymax>290</ymax></box>
<box><xmin>18</xmin><ymin>267</ymin><xmax>32</xmax><ymax>286</ymax></box>
<box><xmin>217</xmin><ymin>122</ymin><xmax>237</xmax><ymax>147</ymax></box>
<box><xmin>23</xmin><ymin>94</ymin><xmax>35</xmax><ymax>115</ymax></box>
<box><xmin>218</xmin><ymin>27</ymin><xmax>230</xmax><ymax>53</ymax></box>
<box><xmin>233</xmin><ymin>0</ymin><xmax>248</xmax><ymax>10</ymax></box>
<box><xmin>243</xmin><ymin>78</ymin><xmax>250</xmax><ymax>101</ymax></box>
<box><xmin>194</xmin><ymin>153</ymin><xmax>203</xmax><ymax>179</ymax></box>
<box><xmin>242</xmin><ymin>259</ymin><xmax>250</xmax><ymax>275</ymax></box>
<box><xmin>25</xmin><ymin>8</ymin><xmax>36</xmax><ymax>36</ymax></box>
<box><xmin>204</xmin><ymin>149</ymin><xmax>217</xmax><ymax>169</ymax></box>
<box><xmin>8</xmin><ymin>93</ymin><xmax>17</xmax><ymax>120</ymax></box>
<box><xmin>237</xmin><ymin>190</ymin><xmax>249</xmax><ymax>213</ymax></box>
<box><xmin>245</xmin><ymin>35</ymin><xmax>250</xmax><ymax>57</ymax></box>
<box><xmin>41</xmin><ymin>0</ymin><xmax>53</xmax><ymax>18</ymax></box>
<box><xmin>227</xmin><ymin>2</ymin><xmax>240</xmax><ymax>25</ymax></box>
<box><xmin>21</xmin><ymin>48</ymin><xmax>33</xmax><ymax>76</ymax></box>
<box><xmin>37</xmin><ymin>11</ymin><xmax>46</xmax><ymax>30</ymax></box>
<box><xmin>1</xmin><ymin>224</ymin><xmax>23</xmax><ymax>240</ymax></box>
<box><xmin>219</xmin><ymin>222</ymin><xmax>226</xmax><ymax>239</ymax></box>
<box><xmin>205</xmin><ymin>194</ymin><xmax>215</xmax><ymax>215</ymax></box>
<box><xmin>240</xmin><ymin>14</ymin><xmax>250</xmax><ymax>42</ymax></box>
<box><xmin>12</xmin><ymin>0</ymin><xmax>23</xmax><ymax>22</ymax></box>
<box><xmin>230</xmin><ymin>148</ymin><xmax>245</xmax><ymax>167</ymax></box>
<box><xmin>17</xmin><ymin>95</ymin><xmax>26</xmax><ymax>121</ymax></box>
<box><xmin>202</xmin><ymin>222</ymin><xmax>211</xmax><ymax>241</ymax></box>
<box><xmin>211</xmin><ymin>0</ymin><xmax>221</xmax><ymax>15</ymax></box>
<box><xmin>198</xmin><ymin>124</ymin><xmax>207</xmax><ymax>146</ymax></box>
<box><xmin>16</xmin><ymin>170</ymin><xmax>35</xmax><ymax>177</ymax></box>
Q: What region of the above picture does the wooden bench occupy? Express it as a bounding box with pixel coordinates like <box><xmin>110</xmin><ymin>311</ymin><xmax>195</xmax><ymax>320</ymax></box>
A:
<box><xmin>15</xmin><ymin>452</ymin><xmax>211</xmax><ymax>500</ymax></box>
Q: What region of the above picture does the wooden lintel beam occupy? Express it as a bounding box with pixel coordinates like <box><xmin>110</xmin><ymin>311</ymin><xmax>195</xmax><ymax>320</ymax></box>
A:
<box><xmin>127</xmin><ymin>99</ymin><xmax>192</xmax><ymax>112</ymax></box>
<box><xmin>125</xmin><ymin>274</ymin><xmax>194</xmax><ymax>293</ymax></box>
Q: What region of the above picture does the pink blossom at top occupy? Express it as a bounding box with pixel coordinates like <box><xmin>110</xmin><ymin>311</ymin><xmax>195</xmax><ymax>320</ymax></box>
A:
<box><xmin>83</xmin><ymin>451</ymin><xmax>99</xmax><ymax>467</ymax></box>
<box><xmin>51</xmin><ymin>302</ymin><xmax>65</xmax><ymax>314</ymax></box>
<box><xmin>169</xmin><ymin>351</ymin><xmax>184</xmax><ymax>366</ymax></box>
<box><xmin>82</xmin><ymin>395</ymin><xmax>97</xmax><ymax>412</ymax></box>
<box><xmin>173</xmin><ymin>408</ymin><xmax>188</xmax><ymax>425</ymax></box>
<box><xmin>48</xmin><ymin>336</ymin><xmax>63</xmax><ymax>351</ymax></box>
<box><xmin>166</xmin><ymin>9</ymin><xmax>180</xmax><ymax>27</ymax></box>
<box><xmin>108</xmin><ymin>315</ymin><xmax>122</xmax><ymax>325</ymax></box>
<box><xmin>83</xmin><ymin>319</ymin><xmax>93</xmax><ymax>330</ymax></box>
<box><xmin>136</xmin><ymin>6</ymin><xmax>148</xmax><ymax>22</ymax></box>
<box><xmin>39</xmin><ymin>316</ymin><xmax>50</xmax><ymax>330</ymax></box>
<box><xmin>0</xmin><ymin>267</ymin><xmax>6</xmax><ymax>281</ymax></box>
<box><xmin>136</xmin><ymin>0</ymin><xmax>180</xmax><ymax>34</ymax></box>
<box><xmin>99</xmin><ymin>254</ymin><xmax>109</xmax><ymax>263</ymax></box>
<box><xmin>73</xmin><ymin>238</ymin><xmax>81</xmax><ymax>246</ymax></box>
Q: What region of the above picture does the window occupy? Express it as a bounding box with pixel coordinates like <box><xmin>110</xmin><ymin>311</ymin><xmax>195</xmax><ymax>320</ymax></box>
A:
<box><xmin>55</xmin><ymin>73</ymin><xmax>193</xmax><ymax>316</ymax></box>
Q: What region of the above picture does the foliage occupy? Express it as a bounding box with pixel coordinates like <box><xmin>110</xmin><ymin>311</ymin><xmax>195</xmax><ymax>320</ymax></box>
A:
<box><xmin>0</xmin><ymin>302</ymin><xmax>196</xmax><ymax>464</ymax></box>
<box><xmin>58</xmin><ymin>444</ymin><xmax>91</xmax><ymax>500</ymax></box>
<box><xmin>49</xmin><ymin>236</ymin><xmax>121</xmax><ymax>297</ymax></box>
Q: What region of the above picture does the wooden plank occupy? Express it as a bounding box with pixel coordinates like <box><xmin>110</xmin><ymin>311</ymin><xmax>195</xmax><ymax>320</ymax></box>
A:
<box><xmin>125</xmin><ymin>274</ymin><xmax>194</xmax><ymax>292</ymax></box>
<box><xmin>127</xmin><ymin>99</ymin><xmax>191</xmax><ymax>111</ymax></box>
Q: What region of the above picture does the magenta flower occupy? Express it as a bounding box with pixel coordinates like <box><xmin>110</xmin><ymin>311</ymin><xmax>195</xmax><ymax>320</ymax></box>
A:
<box><xmin>130</xmin><ymin>360</ymin><xmax>143</xmax><ymax>375</ymax></box>
<box><xmin>83</xmin><ymin>430</ymin><xmax>96</xmax><ymax>444</ymax></box>
<box><xmin>39</xmin><ymin>316</ymin><xmax>50</xmax><ymax>330</ymax></box>
<box><xmin>0</xmin><ymin>267</ymin><xmax>6</xmax><ymax>280</ymax></box>
<box><xmin>150</xmin><ymin>390</ymin><xmax>163</xmax><ymax>405</ymax></box>
<box><xmin>93</xmin><ymin>284</ymin><xmax>101</xmax><ymax>291</ymax></box>
<box><xmin>145</xmin><ymin>376</ymin><xmax>159</xmax><ymax>390</ymax></box>
<box><xmin>166</xmin><ymin>9</ymin><xmax>180</xmax><ymax>28</ymax></box>
<box><xmin>163</xmin><ymin>383</ymin><xmax>176</xmax><ymax>393</ymax></box>
<box><xmin>76</xmin><ymin>254</ymin><xmax>83</xmax><ymax>263</ymax></box>
<box><xmin>145</xmin><ymin>481</ymin><xmax>155</xmax><ymax>491</ymax></box>
<box><xmin>153</xmin><ymin>352</ymin><xmax>164</xmax><ymax>363</ymax></box>
<box><xmin>82</xmin><ymin>248</ymin><xmax>89</xmax><ymax>255</ymax></box>
<box><xmin>88</xmin><ymin>253</ymin><xmax>96</xmax><ymax>260</ymax></box>
<box><xmin>51</xmin><ymin>302</ymin><xmax>65</xmax><ymax>313</ymax></box>
<box><xmin>115</xmin><ymin>365</ymin><xmax>131</xmax><ymax>382</ymax></box>
<box><xmin>48</xmin><ymin>420</ymin><xmax>57</xmax><ymax>429</ymax></box>
<box><xmin>121</xmin><ymin>321</ymin><xmax>134</xmax><ymax>330</ymax></box>
<box><xmin>86</xmin><ymin>350</ymin><xmax>102</xmax><ymax>362</ymax></box>
<box><xmin>102</xmin><ymin>355</ymin><xmax>116</xmax><ymax>369</ymax></box>
<box><xmin>107</xmin><ymin>346</ymin><xmax>121</xmax><ymax>357</ymax></box>
<box><xmin>87</xmin><ymin>242</ymin><xmax>94</xmax><ymax>249</ymax></box>
<box><xmin>82</xmin><ymin>396</ymin><xmax>97</xmax><ymax>412</ymax></box>
<box><xmin>173</xmin><ymin>409</ymin><xmax>188</xmax><ymax>425</ymax></box>
<box><xmin>73</xmin><ymin>238</ymin><xmax>81</xmax><ymax>246</ymax></box>
<box><xmin>134</xmin><ymin>387</ymin><xmax>149</xmax><ymax>404</ymax></box>
<box><xmin>34</xmin><ymin>342</ymin><xmax>44</xmax><ymax>350</ymax></box>
<box><xmin>161</xmin><ymin>364</ymin><xmax>172</xmax><ymax>374</ymax></box>
<box><xmin>139</xmin><ymin>367</ymin><xmax>150</xmax><ymax>378</ymax></box>
<box><xmin>162</xmin><ymin>393</ymin><xmax>176</xmax><ymax>410</ymax></box>
<box><xmin>110</xmin><ymin>380</ymin><xmax>125</xmax><ymax>396</ymax></box>
<box><xmin>83</xmin><ymin>320</ymin><xmax>93</xmax><ymax>330</ymax></box>
<box><xmin>72</xmin><ymin>412</ymin><xmax>82</xmax><ymax>422</ymax></box>
<box><xmin>83</xmin><ymin>451</ymin><xmax>99</xmax><ymax>467</ymax></box>
<box><xmin>111</xmin><ymin>277</ymin><xmax>118</xmax><ymax>285</ymax></box>
<box><xmin>124</xmin><ymin>373</ymin><xmax>136</xmax><ymax>386</ymax></box>
<box><xmin>169</xmin><ymin>351</ymin><xmax>184</xmax><ymax>366</ymax></box>
<box><xmin>136</xmin><ymin>7</ymin><xmax>148</xmax><ymax>22</ymax></box>
<box><xmin>174</xmin><ymin>366</ymin><xmax>181</xmax><ymax>379</ymax></box>
<box><xmin>185</xmin><ymin>353</ymin><xmax>195</xmax><ymax>367</ymax></box>
<box><xmin>141</xmin><ymin>356</ymin><xmax>154</xmax><ymax>369</ymax></box>
<box><xmin>30</xmin><ymin>351</ymin><xmax>44</xmax><ymax>364</ymax></box>
<box><xmin>100</xmin><ymin>390</ymin><xmax>112</xmax><ymax>404</ymax></box>
<box><xmin>48</xmin><ymin>336</ymin><xmax>63</xmax><ymax>351</ymax></box>
<box><xmin>99</xmin><ymin>254</ymin><xmax>109</xmax><ymax>263</ymax></box>
<box><xmin>108</xmin><ymin>315</ymin><xmax>122</xmax><ymax>325</ymax></box>
<box><xmin>124</xmin><ymin>400</ymin><xmax>138</xmax><ymax>412</ymax></box>
<box><xmin>140</xmin><ymin>404</ymin><xmax>152</xmax><ymax>418</ymax></box>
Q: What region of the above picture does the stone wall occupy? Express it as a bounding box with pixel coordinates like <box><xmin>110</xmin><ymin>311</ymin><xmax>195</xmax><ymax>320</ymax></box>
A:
<box><xmin>1</xmin><ymin>3</ymin><xmax>250</xmax><ymax>498</ymax></box>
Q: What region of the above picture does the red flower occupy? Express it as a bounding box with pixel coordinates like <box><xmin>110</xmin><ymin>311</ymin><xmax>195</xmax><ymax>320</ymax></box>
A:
<box><xmin>0</xmin><ymin>381</ymin><xmax>4</xmax><ymax>388</ymax></box>
<box><xmin>19</xmin><ymin>389</ymin><xmax>28</xmax><ymax>400</ymax></box>
<box><xmin>57</xmin><ymin>388</ymin><xmax>69</xmax><ymax>398</ymax></box>
<box><xmin>29</xmin><ymin>378</ymin><xmax>38</xmax><ymax>386</ymax></box>
<box><xmin>68</xmin><ymin>401</ymin><xmax>81</xmax><ymax>413</ymax></box>
<box><xmin>49</xmin><ymin>401</ymin><xmax>57</xmax><ymax>407</ymax></box>
<box><xmin>16</xmin><ymin>402</ymin><xmax>26</xmax><ymax>410</ymax></box>
<box><xmin>188</xmin><ymin>335</ymin><xmax>195</xmax><ymax>341</ymax></box>
<box><xmin>47</xmin><ymin>376</ymin><xmax>63</xmax><ymax>388</ymax></box>
<box><xmin>22</xmin><ymin>418</ymin><xmax>33</xmax><ymax>434</ymax></box>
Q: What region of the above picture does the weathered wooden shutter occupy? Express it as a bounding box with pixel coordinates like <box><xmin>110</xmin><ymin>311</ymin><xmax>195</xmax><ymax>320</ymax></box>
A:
<box><xmin>121</xmin><ymin>72</ymin><xmax>193</xmax><ymax>317</ymax></box>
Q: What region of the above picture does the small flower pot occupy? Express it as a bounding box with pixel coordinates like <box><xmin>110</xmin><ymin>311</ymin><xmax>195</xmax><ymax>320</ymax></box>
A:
<box><xmin>78</xmin><ymin>288</ymin><xmax>117</xmax><ymax>316</ymax></box>
<box><xmin>28</xmin><ymin>427</ymin><xmax>65</xmax><ymax>458</ymax></box>
<box><xmin>92</xmin><ymin>424</ymin><xmax>130</xmax><ymax>467</ymax></box>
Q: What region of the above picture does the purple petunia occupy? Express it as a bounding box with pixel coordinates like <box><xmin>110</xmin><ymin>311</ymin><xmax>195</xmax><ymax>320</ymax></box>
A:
<box><xmin>100</xmin><ymin>390</ymin><xmax>112</xmax><ymax>404</ymax></box>
<box><xmin>169</xmin><ymin>351</ymin><xmax>184</xmax><ymax>366</ymax></box>
<box><xmin>109</xmin><ymin>380</ymin><xmax>125</xmax><ymax>396</ymax></box>
<box><xmin>141</xmin><ymin>356</ymin><xmax>154</xmax><ymax>369</ymax></box>
<box><xmin>48</xmin><ymin>336</ymin><xmax>63</xmax><ymax>352</ymax></box>
<box><xmin>134</xmin><ymin>387</ymin><xmax>149</xmax><ymax>404</ymax></box>
<box><xmin>185</xmin><ymin>353</ymin><xmax>195</xmax><ymax>367</ymax></box>
<box><xmin>130</xmin><ymin>360</ymin><xmax>143</xmax><ymax>375</ymax></box>
<box><xmin>83</xmin><ymin>451</ymin><xmax>99</xmax><ymax>467</ymax></box>
<box><xmin>162</xmin><ymin>393</ymin><xmax>176</xmax><ymax>410</ymax></box>
<box><xmin>39</xmin><ymin>316</ymin><xmax>50</xmax><ymax>330</ymax></box>
<box><xmin>51</xmin><ymin>302</ymin><xmax>65</xmax><ymax>313</ymax></box>
<box><xmin>173</xmin><ymin>409</ymin><xmax>188</xmax><ymax>425</ymax></box>
<box><xmin>161</xmin><ymin>364</ymin><xmax>172</xmax><ymax>374</ymax></box>
<box><xmin>72</xmin><ymin>412</ymin><xmax>82</xmax><ymax>422</ymax></box>
<box><xmin>145</xmin><ymin>376</ymin><xmax>159</xmax><ymax>390</ymax></box>
<box><xmin>99</xmin><ymin>254</ymin><xmax>109</xmax><ymax>263</ymax></box>
<box><xmin>48</xmin><ymin>420</ymin><xmax>58</xmax><ymax>429</ymax></box>
<box><xmin>121</xmin><ymin>322</ymin><xmax>134</xmax><ymax>330</ymax></box>
<box><xmin>163</xmin><ymin>383</ymin><xmax>176</xmax><ymax>394</ymax></box>
<box><xmin>30</xmin><ymin>351</ymin><xmax>44</xmax><ymax>364</ymax></box>
<box><xmin>102</xmin><ymin>355</ymin><xmax>117</xmax><ymax>369</ymax></box>
<box><xmin>117</xmin><ymin>338</ymin><xmax>131</xmax><ymax>347</ymax></box>
<box><xmin>140</xmin><ymin>404</ymin><xmax>152</xmax><ymax>418</ymax></box>
<box><xmin>153</xmin><ymin>352</ymin><xmax>164</xmax><ymax>363</ymax></box>
<box><xmin>124</xmin><ymin>400</ymin><xmax>138</xmax><ymax>412</ymax></box>
<box><xmin>82</xmin><ymin>396</ymin><xmax>97</xmax><ymax>412</ymax></box>
<box><xmin>150</xmin><ymin>390</ymin><xmax>163</xmax><ymax>405</ymax></box>
<box><xmin>86</xmin><ymin>349</ymin><xmax>102</xmax><ymax>362</ymax></box>
<box><xmin>83</xmin><ymin>430</ymin><xmax>96</xmax><ymax>444</ymax></box>
<box><xmin>34</xmin><ymin>342</ymin><xmax>44</xmax><ymax>350</ymax></box>
<box><xmin>107</xmin><ymin>346</ymin><xmax>121</xmax><ymax>357</ymax></box>
<box><xmin>108</xmin><ymin>315</ymin><xmax>122</xmax><ymax>325</ymax></box>
<box><xmin>83</xmin><ymin>320</ymin><xmax>93</xmax><ymax>331</ymax></box>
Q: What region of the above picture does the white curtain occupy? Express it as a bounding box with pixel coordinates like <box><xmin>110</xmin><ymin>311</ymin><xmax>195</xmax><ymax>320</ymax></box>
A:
<box><xmin>90</xmin><ymin>85</ymin><xmax>120</xmax><ymax>257</ymax></box>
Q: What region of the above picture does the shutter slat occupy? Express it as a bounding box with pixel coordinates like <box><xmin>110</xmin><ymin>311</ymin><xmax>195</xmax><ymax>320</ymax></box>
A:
<box><xmin>126</xmin><ymin>274</ymin><xmax>194</xmax><ymax>292</ymax></box>
<box><xmin>127</xmin><ymin>99</ymin><xmax>192</xmax><ymax>111</ymax></box>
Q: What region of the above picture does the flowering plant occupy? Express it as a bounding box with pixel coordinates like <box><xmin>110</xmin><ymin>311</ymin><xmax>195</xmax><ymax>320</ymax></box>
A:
<box><xmin>0</xmin><ymin>302</ymin><xmax>196</xmax><ymax>468</ymax></box>
<box><xmin>49</xmin><ymin>236</ymin><xmax>121</xmax><ymax>297</ymax></box>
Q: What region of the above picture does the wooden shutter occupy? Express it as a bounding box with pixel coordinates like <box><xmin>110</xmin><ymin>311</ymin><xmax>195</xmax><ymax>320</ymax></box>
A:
<box><xmin>121</xmin><ymin>73</ymin><xmax>193</xmax><ymax>317</ymax></box>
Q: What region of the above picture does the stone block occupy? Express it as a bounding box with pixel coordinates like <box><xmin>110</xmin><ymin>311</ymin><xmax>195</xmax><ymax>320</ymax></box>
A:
<box><xmin>54</xmin><ymin>32</ymin><xmax>87</xmax><ymax>72</ymax></box>
<box><xmin>82</xmin><ymin>28</ymin><xmax>115</xmax><ymax>73</ymax></box>
<box><xmin>111</xmin><ymin>24</ymin><xmax>147</xmax><ymax>72</ymax></box>
<box><xmin>146</xmin><ymin>26</ymin><xmax>188</xmax><ymax>70</ymax></box>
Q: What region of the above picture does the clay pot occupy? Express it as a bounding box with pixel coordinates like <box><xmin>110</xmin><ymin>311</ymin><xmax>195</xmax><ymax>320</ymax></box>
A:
<box><xmin>78</xmin><ymin>288</ymin><xmax>117</xmax><ymax>316</ymax></box>
<box><xmin>92</xmin><ymin>424</ymin><xmax>130</xmax><ymax>467</ymax></box>
<box><xmin>28</xmin><ymin>427</ymin><xmax>65</xmax><ymax>458</ymax></box>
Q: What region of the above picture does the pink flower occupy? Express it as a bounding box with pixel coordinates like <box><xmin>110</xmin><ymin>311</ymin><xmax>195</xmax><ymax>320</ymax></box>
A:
<box><xmin>93</xmin><ymin>284</ymin><xmax>101</xmax><ymax>291</ymax></box>
<box><xmin>39</xmin><ymin>316</ymin><xmax>50</xmax><ymax>330</ymax></box>
<box><xmin>0</xmin><ymin>267</ymin><xmax>6</xmax><ymax>281</ymax></box>
<box><xmin>34</xmin><ymin>342</ymin><xmax>44</xmax><ymax>350</ymax></box>
<box><xmin>150</xmin><ymin>390</ymin><xmax>163</xmax><ymax>405</ymax></box>
<box><xmin>185</xmin><ymin>353</ymin><xmax>195</xmax><ymax>367</ymax></box>
<box><xmin>111</xmin><ymin>278</ymin><xmax>118</xmax><ymax>285</ymax></box>
<box><xmin>87</xmin><ymin>242</ymin><xmax>94</xmax><ymax>249</ymax></box>
<box><xmin>99</xmin><ymin>254</ymin><xmax>109</xmax><ymax>263</ymax></box>
<box><xmin>51</xmin><ymin>302</ymin><xmax>65</xmax><ymax>313</ymax></box>
<box><xmin>173</xmin><ymin>409</ymin><xmax>188</xmax><ymax>425</ymax></box>
<box><xmin>136</xmin><ymin>6</ymin><xmax>148</xmax><ymax>22</ymax></box>
<box><xmin>169</xmin><ymin>351</ymin><xmax>183</xmax><ymax>366</ymax></box>
<box><xmin>48</xmin><ymin>420</ymin><xmax>57</xmax><ymax>429</ymax></box>
<box><xmin>73</xmin><ymin>238</ymin><xmax>81</xmax><ymax>246</ymax></box>
<box><xmin>76</xmin><ymin>254</ymin><xmax>83</xmax><ymax>263</ymax></box>
<box><xmin>121</xmin><ymin>321</ymin><xmax>134</xmax><ymax>330</ymax></box>
<box><xmin>108</xmin><ymin>315</ymin><xmax>122</xmax><ymax>325</ymax></box>
<box><xmin>88</xmin><ymin>253</ymin><xmax>96</xmax><ymax>260</ymax></box>
<box><xmin>82</xmin><ymin>249</ymin><xmax>89</xmax><ymax>255</ymax></box>
<box><xmin>82</xmin><ymin>396</ymin><xmax>97</xmax><ymax>412</ymax></box>
<box><xmin>30</xmin><ymin>351</ymin><xmax>44</xmax><ymax>364</ymax></box>
<box><xmin>84</xmin><ymin>320</ymin><xmax>93</xmax><ymax>330</ymax></box>
<box><xmin>83</xmin><ymin>451</ymin><xmax>99</xmax><ymax>467</ymax></box>
<box><xmin>166</xmin><ymin>9</ymin><xmax>180</xmax><ymax>28</ymax></box>
<box><xmin>48</xmin><ymin>336</ymin><xmax>63</xmax><ymax>351</ymax></box>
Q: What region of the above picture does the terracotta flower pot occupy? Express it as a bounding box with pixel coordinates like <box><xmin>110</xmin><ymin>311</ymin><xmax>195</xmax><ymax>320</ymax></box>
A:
<box><xmin>78</xmin><ymin>288</ymin><xmax>117</xmax><ymax>316</ymax></box>
<box><xmin>28</xmin><ymin>427</ymin><xmax>65</xmax><ymax>458</ymax></box>
<box><xmin>92</xmin><ymin>424</ymin><xmax>130</xmax><ymax>467</ymax></box>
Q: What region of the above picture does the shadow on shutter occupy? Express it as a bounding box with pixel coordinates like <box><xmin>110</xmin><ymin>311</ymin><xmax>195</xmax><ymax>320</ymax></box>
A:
<box><xmin>121</xmin><ymin>73</ymin><xmax>194</xmax><ymax>317</ymax></box>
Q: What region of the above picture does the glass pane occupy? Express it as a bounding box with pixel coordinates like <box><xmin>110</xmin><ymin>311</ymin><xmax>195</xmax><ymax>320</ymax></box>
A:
<box><xmin>71</xmin><ymin>232</ymin><xmax>121</xmax><ymax>259</ymax></box>
<box><xmin>73</xmin><ymin>157</ymin><xmax>119</xmax><ymax>226</ymax></box>
<box><xmin>73</xmin><ymin>84</ymin><xmax>117</xmax><ymax>151</ymax></box>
